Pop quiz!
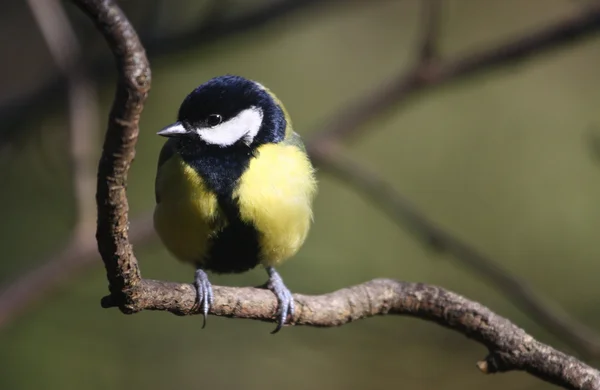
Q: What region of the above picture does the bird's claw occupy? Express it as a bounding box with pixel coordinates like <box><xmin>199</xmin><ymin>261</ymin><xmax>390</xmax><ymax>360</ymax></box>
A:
<box><xmin>266</xmin><ymin>267</ymin><xmax>295</xmax><ymax>334</ymax></box>
<box><xmin>194</xmin><ymin>269</ymin><xmax>214</xmax><ymax>328</ymax></box>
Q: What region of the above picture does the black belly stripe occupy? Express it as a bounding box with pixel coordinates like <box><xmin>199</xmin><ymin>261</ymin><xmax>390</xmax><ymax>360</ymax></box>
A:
<box><xmin>205</xmin><ymin>197</ymin><xmax>261</xmax><ymax>274</ymax></box>
<box><xmin>179</xmin><ymin>141</ymin><xmax>261</xmax><ymax>274</ymax></box>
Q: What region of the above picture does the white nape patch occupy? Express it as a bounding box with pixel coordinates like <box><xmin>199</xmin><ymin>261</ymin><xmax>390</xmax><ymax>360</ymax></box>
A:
<box><xmin>196</xmin><ymin>106</ymin><xmax>263</xmax><ymax>147</ymax></box>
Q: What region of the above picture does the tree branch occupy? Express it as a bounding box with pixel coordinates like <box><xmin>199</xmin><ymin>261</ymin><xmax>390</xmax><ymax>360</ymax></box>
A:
<box><xmin>306</xmin><ymin>1</ymin><xmax>600</xmax><ymax>358</ymax></box>
<box><xmin>71</xmin><ymin>0</ymin><xmax>150</xmax><ymax>309</ymax></box>
<box><xmin>2</xmin><ymin>3</ymin><xmax>599</xmax><ymax>387</ymax></box>
<box><xmin>309</xmin><ymin>143</ymin><xmax>600</xmax><ymax>359</ymax></box>
<box><xmin>61</xmin><ymin>0</ymin><xmax>600</xmax><ymax>388</ymax></box>
<box><xmin>418</xmin><ymin>0</ymin><xmax>442</xmax><ymax>62</ymax></box>
<box><xmin>0</xmin><ymin>0</ymin><xmax>596</xmax><ymax>345</ymax></box>
<box><xmin>0</xmin><ymin>213</ymin><xmax>154</xmax><ymax>328</ymax></box>
<box><xmin>0</xmin><ymin>0</ymin><xmax>330</xmax><ymax>327</ymax></box>
<box><xmin>101</xmin><ymin>277</ymin><xmax>600</xmax><ymax>390</ymax></box>
<box><xmin>0</xmin><ymin>0</ymin><xmax>331</xmax><ymax>141</ymax></box>
<box><xmin>26</xmin><ymin>0</ymin><xmax>98</xmax><ymax>239</ymax></box>
<box><xmin>310</xmin><ymin>2</ymin><xmax>600</xmax><ymax>145</ymax></box>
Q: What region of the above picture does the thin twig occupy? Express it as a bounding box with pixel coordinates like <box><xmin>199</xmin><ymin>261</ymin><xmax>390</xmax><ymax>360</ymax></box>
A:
<box><xmin>0</xmin><ymin>214</ymin><xmax>154</xmax><ymax>329</ymax></box>
<box><xmin>26</xmin><ymin>0</ymin><xmax>98</xmax><ymax>238</ymax></box>
<box><xmin>68</xmin><ymin>75</ymin><xmax>98</xmax><ymax>239</ymax></box>
<box><xmin>0</xmin><ymin>1</ymin><xmax>599</xmax><ymax>350</ymax></box>
<box><xmin>304</xmin><ymin>1</ymin><xmax>600</xmax><ymax>359</ymax></box>
<box><xmin>197</xmin><ymin>0</ymin><xmax>229</xmax><ymax>28</ymax></box>
<box><xmin>0</xmin><ymin>0</ymin><xmax>331</xmax><ymax>139</ymax></box>
<box><xmin>418</xmin><ymin>0</ymin><xmax>442</xmax><ymax>62</ymax></box>
<box><xmin>309</xmin><ymin>143</ymin><xmax>600</xmax><ymax>358</ymax></box>
<box><xmin>72</xmin><ymin>1</ymin><xmax>600</xmax><ymax>388</ymax></box>
<box><xmin>0</xmin><ymin>0</ymin><xmax>329</xmax><ymax>328</ymax></box>
<box><xmin>311</xmin><ymin>2</ymin><xmax>600</xmax><ymax>144</ymax></box>
<box><xmin>143</xmin><ymin>0</ymin><xmax>329</xmax><ymax>55</ymax></box>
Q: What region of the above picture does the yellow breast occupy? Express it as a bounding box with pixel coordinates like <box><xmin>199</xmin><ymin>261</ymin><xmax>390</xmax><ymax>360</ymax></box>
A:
<box><xmin>153</xmin><ymin>154</ymin><xmax>223</xmax><ymax>263</ymax></box>
<box><xmin>235</xmin><ymin>143</ymin><xmax>317</xmax><ymax>267</ymax></box>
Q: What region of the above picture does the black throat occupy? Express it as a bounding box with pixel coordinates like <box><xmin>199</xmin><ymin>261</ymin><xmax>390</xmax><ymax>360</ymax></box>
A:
<box><xmin>179</xmin><ymin>141</ymin><xmax>254</xmax><ymax>198</ymax></box>
<box><xmin>179</xmin><ymin>141</ymin><xmax>262</xmax><ymax>274</ymax></box>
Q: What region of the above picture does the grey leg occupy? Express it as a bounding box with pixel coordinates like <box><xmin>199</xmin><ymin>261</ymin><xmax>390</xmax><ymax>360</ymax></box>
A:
<box><xmin>194</xmin><ymin>268</ymin><xmax>214</xmax><ymax>328</ymax></box>
<box><xmin>265</xmin><ymin>266</ymin><xmax>295</xmax><ymax>334</ymax></box>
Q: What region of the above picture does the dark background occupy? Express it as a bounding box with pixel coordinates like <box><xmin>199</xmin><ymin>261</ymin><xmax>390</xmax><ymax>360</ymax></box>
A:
<box><xmin>0</xmin><ymin>1</ymin><xmax>599</xmax><ymax>389</ymax></box>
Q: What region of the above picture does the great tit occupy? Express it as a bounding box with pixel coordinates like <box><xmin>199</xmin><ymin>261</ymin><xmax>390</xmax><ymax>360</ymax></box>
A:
<box><xmin>153</xmin><ymin>75</ymin><xmax>317</xmax><ymax>333</ymax></box>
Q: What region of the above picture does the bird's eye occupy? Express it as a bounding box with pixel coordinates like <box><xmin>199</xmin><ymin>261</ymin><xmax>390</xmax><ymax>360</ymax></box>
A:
<box><xmin>207</xmin><ymin>114</ymin><xmax>222</xmax><ymax>127</ymax></box>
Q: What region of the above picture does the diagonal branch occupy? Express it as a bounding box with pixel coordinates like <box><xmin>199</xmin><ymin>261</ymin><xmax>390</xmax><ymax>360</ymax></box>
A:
<box><xmin>0</xmin><ymin>5</ymin><xmax>597</xmax><ymax>387</ymax></box>
<box><xmin>0</xmin><ymin>0</ymin><xmax>329</xmax><ymax>328</ymax></box>
<box><xmin>0</xmin><ymin>0</ymin><xmax>332</xmax><ymax>140</ymax></box>
<box><xmin>0</xmin><ymin>214</ymin><xmax>154</xmax><ymax>328</ymax></box>
<box><xmin>143</xmin><ymin>0</ymin><xmax>326</xmax><ymax>55</ymax></box>
<box><xmin>309</xmin><ymin>143</ymin><xmax>600</xmax><ymax>358</ymax></box>
<box><xmin>26</xmin><ymin>0</ymin><xmax>98</xmax><ymax>238</ymax></box>
<box><xmin>305</xmin><ymin>1</ymin><xmax>600</xmax><ymax>359</ymax></box>
<box><xmin>67</xmin><ymin>1</ymin><xmax>600</xmax><ymax>389</ymax></box>
<box><xmin>310</xmin><ymin>2</ymin><xmax>600</xmax><ymax>145</ymax></box>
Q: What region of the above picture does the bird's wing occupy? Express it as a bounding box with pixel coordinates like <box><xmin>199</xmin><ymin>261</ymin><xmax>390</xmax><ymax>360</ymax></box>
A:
<box><xmin>155</xmin><ymin>138</ymin><xmax>177</xmax><ymax>204</ymax></box>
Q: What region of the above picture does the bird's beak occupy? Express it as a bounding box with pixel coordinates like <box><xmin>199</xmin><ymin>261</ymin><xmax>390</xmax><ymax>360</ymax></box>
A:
<box><xmin>157</xmin><ymin>122</ymin><xmax>187</xmax><ymax>137</ymax></box>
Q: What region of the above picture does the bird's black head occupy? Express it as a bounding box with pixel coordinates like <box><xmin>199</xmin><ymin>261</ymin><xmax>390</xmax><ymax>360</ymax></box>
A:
<box><xmin>158</xmin><ymin>75</ymin><xmax>286</xmax><ymax>151</ymax></box>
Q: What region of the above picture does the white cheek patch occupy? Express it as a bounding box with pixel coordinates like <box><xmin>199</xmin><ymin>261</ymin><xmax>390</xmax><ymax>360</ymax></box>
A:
<box><xmin>196</xmin><ymin>106</ymin><xmax>263</xmax><ymax>147</ymax></box>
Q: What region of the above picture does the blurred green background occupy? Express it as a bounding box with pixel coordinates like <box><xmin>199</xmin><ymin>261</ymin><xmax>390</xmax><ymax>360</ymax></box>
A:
<box><xmin>1</xmin><ymin>0</ymin><xmax>600</xmax><ymax>389</ymax></box>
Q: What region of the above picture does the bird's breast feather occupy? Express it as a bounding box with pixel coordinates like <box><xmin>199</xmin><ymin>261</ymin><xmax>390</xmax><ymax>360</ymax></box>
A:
<box><xmin>234</xmin><ymin>143</ymin><xmax>317</xmax><ymax>265</ymax></box>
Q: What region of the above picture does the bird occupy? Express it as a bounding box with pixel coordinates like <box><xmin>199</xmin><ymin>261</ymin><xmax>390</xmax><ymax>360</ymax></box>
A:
<box><xmin>153</xmin><ymin>75</ymin><xmax>317</xmax><ymax>333</ymax></box>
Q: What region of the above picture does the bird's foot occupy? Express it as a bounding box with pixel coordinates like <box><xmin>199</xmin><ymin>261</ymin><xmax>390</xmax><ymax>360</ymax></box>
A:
<box><xmin>194</xmin><ymin>268</ymin><xmax>214</xmax><ymax>328</ymax></box>
<box><xmin>266</xmin><ymin>267</ymin><xmax>294</xmax><ymax>334</ymax></box>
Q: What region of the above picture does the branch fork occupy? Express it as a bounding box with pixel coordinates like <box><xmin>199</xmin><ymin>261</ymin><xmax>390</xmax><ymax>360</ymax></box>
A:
<box><xmin>44</xmin><ymin>1</ymin><xmax>600</xmax><ymax>388</ymax></box>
